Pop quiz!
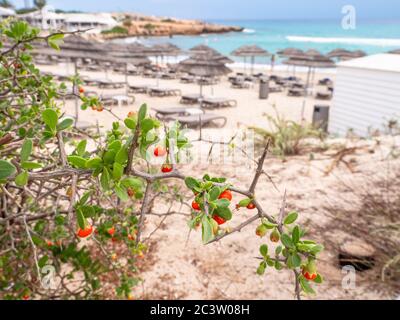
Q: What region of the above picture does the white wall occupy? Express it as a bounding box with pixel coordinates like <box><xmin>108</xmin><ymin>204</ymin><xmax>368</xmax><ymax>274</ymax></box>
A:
<box><xmin>330</xmin><ymin>66</ymin><xmax>400</xmax><ymax>136</ymax></box>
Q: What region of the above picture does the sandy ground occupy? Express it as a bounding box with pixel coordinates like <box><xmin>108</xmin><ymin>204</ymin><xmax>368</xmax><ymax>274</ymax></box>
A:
<box><xmin>40</xmin><ymin>62</ymin><xmax>398</xmax><ymax>300</ymax></box>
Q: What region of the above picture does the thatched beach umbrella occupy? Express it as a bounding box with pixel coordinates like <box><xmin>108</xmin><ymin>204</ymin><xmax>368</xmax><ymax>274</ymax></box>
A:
<box><xmin>231</xmin><ymin>44</ymin><xmax>270</xmax><ymax>75</ymax></box>
<box><xmin>178</xmin><ymin>52</ymin><xmax>232</xmax><ymax>97</ymax></box>
<box><xmin>189</xmin><ymin>44</ymin><xmax>233</xmax><ymax>64</ymax></box>
<box><xmin>328</xmin><ymin>48</ymin><xmax>366</xmax><ymax>61</ymax></box>
<box><xmin>277</xmin><ymin>48</ymin><xmax>304</xmax><ymax>58</ymax></box>
<box><xmin>283</xmin><ymin>53</ymin><xmax>335</xmax><ymax>119</ymax></box>
<box><xmin>59</xmin><ymin>35</ymin><xmax>105</xmax><ymax>53</ymax></box>
<box><xmin>389</xmin><ymin>49</ymin><xmax>400</xmax><ymax>54</ymax></box>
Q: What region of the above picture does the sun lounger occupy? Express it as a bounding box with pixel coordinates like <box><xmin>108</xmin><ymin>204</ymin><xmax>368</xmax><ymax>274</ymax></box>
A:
<box><xmin>100</xmin><ymin>94</ymin><xmax>135</xmax><ymax>107</ymax></box>
<box><xmin>180</xmin><ymin>75</ymin><xmax>196</xmax><ymax>83</ymax></box>
<box><xmin>288</xmin><ymin>88</ymin><xmax>305</xmax><ymax>97</ymax></box>
<box><xmin>162</xmin><ymin>113</ymin><xmax>227</xmax><ymax>128</ymax></box>
<box><xmin>152</xmin><ymin>106</ymin><xmax>203</xmax><ymax>120</ymax></box>
<box><xmin>231</xmin><ymin>80</ymin><xmax>251</xmax><ymax>89</ymax></box>
<box><xmin>316</xmin><ymin>91</ymin><xmax>332</xmax><ymax>100</ymax></box>
<box><xmin>269</xmin><ymin>85</ymin><xmax>284</xmax><ymax>93</ymax></box>
<box><xmin>198</xmin><ymin>77</ymin><xmax>219</xmax><ymax>86</ymax></box>
<box><xmin>148</xmin><ymin>87</ymin><xmax>181</xmax><ymax>97</ymax></box>
<box><xmin>180</xmin><ymin>94</ymin><xmax>202</xmax><ymax>104</ymax></box>
<box><xmin>128</xmin><ymin>84</ymin><xmax>149</xmax><ymax>94</ymax></box>
<box><xmin>98</xmin><ymin>79</ymin><xmax>125</xmax><ymax>89</ymax></box>
<box><xmin>201</xmin><ymin>97</ymin><xmax>237</xmax><ymax>109</ymax></box>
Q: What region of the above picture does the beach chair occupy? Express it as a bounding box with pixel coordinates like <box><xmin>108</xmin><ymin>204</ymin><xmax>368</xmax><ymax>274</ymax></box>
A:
<box><xmin>100</xmin><ymin>94</ymin><xmax>135</xmax><ymax>107</ymax></box>
<box><xmin>162</xmin><ymin>113</ymin><xmax>227</xmax><ymax>128</ymax></box>
<box><xmin>316</xmin><ymin>91</ymin><xmax>332</xmax><ymax>100</ymax></box>
<box><xmin>180</xmin><ymin>75</ymin><xmax>196</xmax><ymax>83</ymax></box>
<box><xmin>180</xmin><ymin>94</ymin><xmax>202</xmax><ymax>104</ymax></box>
<box><xmin>288</xmin><ymin>88</ymin><xmax>305</xmax><ymax>97</ymax></box>
<box><xmin>152</xmin><ymin>106</ymin><xmax>203</xmax><ymax>120</ymax></box>
<box><xmin>201</xmin><ymin>97</ymin><xmax>237</xmax><ymax>109</ymax></box>
<box><xmin>231</xmin><ymin>79</ymin><xmax>251</xmax><ymax>89</ymax></box>
<box><xmin>148</xmin><ymin>87</ymin><xmax>181</xmax><ymax>97</ymax></box>
<box><xmin>128</xmin><ymin>84</ymin><xmax>149</xmax><ymax>94</ymax></box>
<box><xmin>269</xmin><ymin>84</ymin><xmax>284</xmax><ymax>93</ymax></box>
<box><xmin>98</xmin><ymin>79</ymin><xmax>125</xmax><ymax>89</ymax></box>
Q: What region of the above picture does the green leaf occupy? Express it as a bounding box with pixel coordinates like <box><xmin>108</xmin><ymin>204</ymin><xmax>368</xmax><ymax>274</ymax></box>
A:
<box><xmin>121</xmin><ymin>177</ymin><xmax>143</xmax><ymax>189</ymax></box>
<box><xmin>138</xmin><ymin>104</ymin><xmax>147</xmax><ymax>123</ymax></box>
<box><xmin>314</xmin><ymin>274</ymin><xmax>323</xmax><ymax>284</ymax></box>
<box><xmin>86</xmin><ymin>157</ymin><xmax>103</xmax><ymax>169</ymax></box>
<box><xmin>260</xmin><ymin>244</ymin><xmax>268</xmax><ymax>257</ymax></box>
<box><xmin>141</xmin><ymin>118</ymin><xmax>154</xmax><ymax>133</ymax></box>
<box><xmin>76</xmin><ymin>140</ymin><xmax>87</xmax><ymax>156</ymax></box>
<box><xmin>284</xmin><ymin>211</ymin><xmax>298</xmax><ymax>225</ymax></box>
<box><xmin>289</xmin><ymin>253</ymin><xmax>302</xmax><ymax>268</ymax></box>
<box><xmin>20</xmin><ymin>139</ymin><xmax>33</xmax><ymax>162</ymax></box>
<box><xmin>100</xmin><ymin>168</ymin><xmax>110</xmax><ymax>191</ymax></box>
<box><xmin>299</xmin><ymin>276</ymin><xmax>316</xmax><ymax>295</ymax></box>
<box><xmin>115</xmin><ymin>184</ymin><xmax>129</xmax><ymax>202</ymax></box>
<box><xmin>21</xmin><ymin>161</ymin><xmax>42</xmax><ymax>170</ymax></box>
<box><xmin>115</xmin><ymin>146</ymin><xmax>128</xmax><ymax>165</ymax></box>
<box><xmin>57</xmin><ymin>118</ymin><xmax>73</xmax><ymax>131</ymax></box>
<box><xmin>79</xmin><ymin>191</ymin><xmax>92</xmax><ymax>206</ymax></box>
<box><xmin>103</xmin><ymin>149</ymin><xmax>116</xmax><ymax>165</ymax></box>
<box><xmin>185</xmin><ymin>177</ymin><xmax>200</xmax><ymax>190</ymax></box>
<box><xmin>42</xmin><ymin>109</ymin><xmax>58</xmax><ymax>132</ymax></box>
<box><xmin>112</xmin><ymin>162</ymin><xmax>123</xmax><ymax>181</ymax></box>
<box><xmin>47</xmin><ymin>33</ymin><xmax>64</xmax><ymax>51</ymax></box>
<box><xmin>292</xmin><ymin>226</ymin><xmax>300</xmax><ymax>244</ymax></box>
<box><xmin>0</xmin><ymin>160</ymin><xmax>16</xmax><ymax>179</ymax></box>
<box><xmin>274</xmin><ymin>261</ymin><xmax>283</xmax><ymax>270</ymax></box>
<box><xmin>238</xmin><ymin>198</ymin><xmax>252</xmax><ymax>207</ymax></box>
<box><xmin>67</xmin><ymin>155</ymin><xmax>87</xmax><ymax>169</ymax></box>
<box><xmin>275</xmin><ymin>245</ymin><xmax>282</xmax><ymax>255</ymax></box>
<box><xmin>38</xmin><ymin>255</ymin><xmax>49</xmax><ymax>268</ymax></box>
<box><xmin>310</xmin><ymin>244</ymin><xmax>324</xmax><ymax>255</ymax></box>
<box><xmin>214</xmin><ymin>206</ymin><xmax>232</xmax><ymax>221</ymax></box>
<box><xmin>124</xmin><ymin>117</ymin><xmax>137</xmax><ymax>130</ymax></box>
<box><xmin>281</xmin><ymin>233</ymin><xmax>295</xmax><ymax>249</ymax></box>
<box><xmin>257</xmin><ymin>261</ymin><xmax>266</xmax><ymax>275</ymax></box>
<box><xmin>262</xmin><ymin>220</ymin><xmax>278</xmax><ymax>229</ymax></box>
<box><xmin>15</xmin><ymin>171</ymin><xmax>28</xmax><ymax>187</ymax></box>
<box><xmin>201</xmin><ymin>215</ymin><xmax>213</xmax><ymax>244</ymax></box>
<box><xmin>209</xmin><ymin>186</ymin><xmax>220</xmax><ymax>201</ymax></box>
<box><xmin>214</xmin><ymin>198</ymin><xmax>230</xmax><ymax>207</ymax></box>
<box><xmin>76</xmin><ymin>208</ymin><xmax>87</xmax><ymax>229</ymax></box>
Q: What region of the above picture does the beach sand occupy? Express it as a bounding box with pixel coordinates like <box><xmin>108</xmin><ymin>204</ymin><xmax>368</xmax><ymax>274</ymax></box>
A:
<box><xmin>40</xmin><ymin>62</ymin><xmax>397</xmax><ymax>300</ymax></box>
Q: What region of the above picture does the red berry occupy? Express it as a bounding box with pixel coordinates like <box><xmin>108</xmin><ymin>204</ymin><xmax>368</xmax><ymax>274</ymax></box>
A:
<box><xmin>192</xmin><ymin>201</ymin><xmax>200</xmax><ymax>211</ymax></box>
<box><xmin>77</xmin><ymin>225</ymin><xmax>93</xmax><ymax>238</ymax></box>
<box><xmin>22</xmin><ymin>295</ymin><xmax>29</xmax><ymax>300</ymax></box>
<box><xmin>107</xmin><ymin>227</ymin><xmax>115</xmax><ymax>236</ymax></box>
<box><xmin>154</xmin><ymin>146</ymin><xmax>167</xmax><ymax>157</ymax></box>
<box><xmin>212</xmin><ymin>215</ymin><xmax>226</xmax><ymax>225</ymax></box>
<box><xmin>161</xmin><ymin>164</ymin><xmax>173</xmax><ymax>173</ymax></box>
<box><xmin>127</xmin><ymin>234</ymin><xmax>135</xmax><ymax>241</ymax></box>
<box><xmin>302</xmin><ymin>270</ymin><xmax>317</xmax><ymax>281</ymax></box>
<box><xmin>127</xmin><ymin>188</ymin><xmax>135</xmax><ymax>197</ymax></box>
<box><xmin>46</xmin><ymin>240</ymin><xmax>53</xmax><ymax>247</ymax></box>
<box><xmin>247</xmin><ymin>202</ymin><xmax>256</xmax><ymax>210</ymax></box>
<box><xmin>78</xmin><ymin>87</ymin><xmax>84</xmax><ymax>94</ymax></box>
<box><xmin>255</xmin><ymin>224</ymin><xmax>267</xmax><ymax>237</ymax></box>
<box><xmin>218</xmin><ymin>190</ymin><xmax>232</xmax><ymax>201</ymax></box>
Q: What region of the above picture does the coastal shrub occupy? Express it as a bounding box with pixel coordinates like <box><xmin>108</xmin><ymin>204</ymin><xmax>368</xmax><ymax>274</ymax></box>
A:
<box><xmin>101</xmin><ymin>26</ymin><xmax>129</xmax><ymax>35</ymax></box>
<box><xmin>0</xmin><ymin>20</ymin><xmax>323</xmax><ymax>300</ymax></box>
<box><xmin>251</xmin><ymin>110</ymin><xmax>324</xmax><ymax>157</ymax></box>
<box><xmin>143</xmin><ymin>23</ymin><xmax>156</xmax><ymax>32</ymax></box>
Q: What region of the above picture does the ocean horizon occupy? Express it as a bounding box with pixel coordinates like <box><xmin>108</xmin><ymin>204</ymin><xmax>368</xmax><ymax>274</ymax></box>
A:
<box><xmin>115</xmin><ymin>19</ymin><xmax>400</xmax><ymax>65</ymax></box>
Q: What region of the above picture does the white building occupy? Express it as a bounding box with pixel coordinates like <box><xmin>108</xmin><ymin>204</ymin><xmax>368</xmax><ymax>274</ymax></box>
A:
<box><xmin>17</xmin><ymin>6</ymin><xmax>117</xmax><ymax>33</ymax></box>
<box><xmin>0</xmin><ymin>7</ymin><xmax>16</xmax><ymax>19</ymax></box>
<box><xmin>329</xmin><ymin>53</ymin><xmax>400</xmax><ymax>136</ymax></box>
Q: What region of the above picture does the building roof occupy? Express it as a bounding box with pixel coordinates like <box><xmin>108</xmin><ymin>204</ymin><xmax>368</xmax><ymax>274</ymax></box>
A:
<box><xmin>338</xmin><ymin>53</ymin><xmax>400</xmax><ymax>74</ymax></box>
<box><xmin>0</xmin><ymin>7</ymin><xmax>16</xmax><ymax>16</ymax></box>
<box><xmin>62</xmin><ymin>13</ymin><xmax>117</xmax><ymax>26</ymax></box>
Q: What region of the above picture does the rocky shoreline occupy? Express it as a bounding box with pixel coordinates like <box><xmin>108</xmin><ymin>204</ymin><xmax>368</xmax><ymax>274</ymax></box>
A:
<box><xmin>100</xmin><ymin>13</ymin><xmax>243</xmax><ymax>39</ymax></box>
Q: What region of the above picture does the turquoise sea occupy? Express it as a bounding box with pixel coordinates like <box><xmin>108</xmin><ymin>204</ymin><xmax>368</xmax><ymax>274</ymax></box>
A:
<box><xmin>125</xmin><ymin>19</ymin><xmax>400</xmax><ymax>64</ymax></box>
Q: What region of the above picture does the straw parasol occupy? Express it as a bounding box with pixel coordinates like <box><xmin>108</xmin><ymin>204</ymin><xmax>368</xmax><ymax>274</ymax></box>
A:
<box><xmin>277</xmin><ymin>47</ymin><xmax>304</xmax><ymax>58</ymax></box>
<box><xmin>178</xmin><ymin>52</ymin><xmax>232</xmax><ymax>97</ymax></box>
<box><xmin>59</xmin><ymin>35</ymin><xmax>105</xmax><ymax>53</ymax></box>
<box><xmin>231</xmin><ymin>44</ymin><xmax>270</xmax><ymax>75</ymax></box>
<box><xmin>189</xmin><ymin>44</ymin><xmax>233</xmax><ymax>64</ymax></box>
<box><xmin>389</xmin><ymin>49</ymin><xmax>400</xmax><ymax>54</ymax></box>
<box><xmin>282</xmin><ymin>52</ymin><xmax>335</xmax><ymax>119</ymax></box>
<box><xmin>328</xmin><ymin>48</ymin><xmax>366</xmax><ymax>61</ymax></box>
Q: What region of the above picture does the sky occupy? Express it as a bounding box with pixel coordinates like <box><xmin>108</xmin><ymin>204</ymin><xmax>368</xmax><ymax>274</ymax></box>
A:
<box><xmin>10</xmin><ymin>0</ymin><xmax>400</xmax><ymax>20</ymax></box>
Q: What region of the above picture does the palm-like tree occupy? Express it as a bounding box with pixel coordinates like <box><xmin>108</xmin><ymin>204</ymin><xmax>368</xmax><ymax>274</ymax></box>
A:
<box><xmin>0</xmin><ymin>0</ymin><xmax>14</xmax><ymax>8</ymax></box>
<box><xmin>34</xmin><ymin>0</ymin><xmax>46</xmax><ymax>9</ymax></box>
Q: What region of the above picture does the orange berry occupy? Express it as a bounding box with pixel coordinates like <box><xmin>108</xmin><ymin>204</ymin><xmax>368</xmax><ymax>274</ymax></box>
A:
<box><xmin>154</xmin><ymin>146</ymin><xmax>167</xmax><ymax>157</ymax></box>
<box><xmin>219</xmin><ymin>190</ymin><xmax>232</xmax><ymax>201</ymax></box>
<box><xmin>77</xmin><ymin>225</ymin><xmax>93</xmax><ymax>238</ymax></box>
<box><xmin>107</xmin><ymin>226</ymin><xmax>115</xmax><ymax>236</ymax></box>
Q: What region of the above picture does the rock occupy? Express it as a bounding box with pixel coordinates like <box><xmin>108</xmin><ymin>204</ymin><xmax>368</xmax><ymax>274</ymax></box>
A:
<box><xmin>340</xmin><ymin>238</ymin><xmax>376</xmax><ymax>257</ymax></box>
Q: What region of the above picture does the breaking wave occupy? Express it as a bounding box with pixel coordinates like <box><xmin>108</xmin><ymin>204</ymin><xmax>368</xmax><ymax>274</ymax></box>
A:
<box><xmin>286</xmin><ymin>35</ymin><xmax>400</xmax><ymax>47</ymax></box>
